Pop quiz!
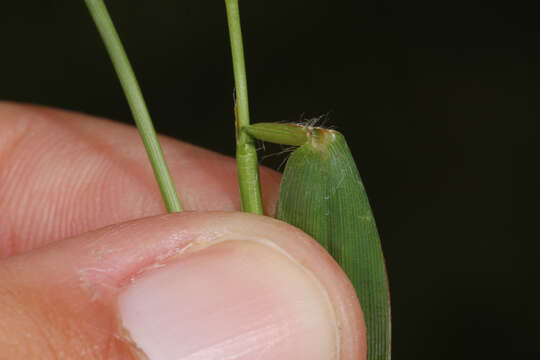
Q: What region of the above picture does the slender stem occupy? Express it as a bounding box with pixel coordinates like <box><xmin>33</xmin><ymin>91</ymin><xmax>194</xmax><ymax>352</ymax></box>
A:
<box><xmin>225</xmin><ymin>0</ymin><xmax>263</xmax><ymax>214</ymax></box>
<box><xmin>84</xmin><ymin>0</ymin><xmax>182</xmax><ymax>212</ymax></box>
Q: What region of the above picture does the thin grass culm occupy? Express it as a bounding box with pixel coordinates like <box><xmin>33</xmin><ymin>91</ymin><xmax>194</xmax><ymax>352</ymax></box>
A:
<box><xmin>224</xmin><ymin>0</ymin><xmax>263</xmax><ymax>214</ymax></box>
<box><xmin>84</xmin><ymin>0</ymin><xmax>182</xmax><ymax>212</ymax></box>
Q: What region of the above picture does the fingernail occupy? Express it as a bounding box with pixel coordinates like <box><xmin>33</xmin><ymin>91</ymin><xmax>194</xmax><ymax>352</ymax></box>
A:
<box><xmin>118</xmin><ymin>240</ymin><xmax>338</xmax><ymax>360</ymax></box>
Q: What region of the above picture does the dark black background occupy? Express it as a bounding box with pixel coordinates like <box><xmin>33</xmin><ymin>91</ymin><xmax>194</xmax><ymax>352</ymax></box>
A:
<box><xmin>1</xmin><ymin>1</ymin><xmax>536</xmax><ymax>358</ymax></box>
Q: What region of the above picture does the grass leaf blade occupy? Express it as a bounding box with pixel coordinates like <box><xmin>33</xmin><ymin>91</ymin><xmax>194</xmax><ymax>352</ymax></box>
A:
<box><xmin>246</xmin><ymin>123</ymin><xmax>391</xmax><ymax>360</ymax></box>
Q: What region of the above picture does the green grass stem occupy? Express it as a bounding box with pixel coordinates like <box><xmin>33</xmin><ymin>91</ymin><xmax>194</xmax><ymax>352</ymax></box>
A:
<box><xmin>225</xmin><ymin>0</ymin><xmax>263</xmax><ymax>214</ymax></box>
<box><xmin>84</xmin><ymin>0</ymin><xmax>182</xmax><ymax>212</ymax></box>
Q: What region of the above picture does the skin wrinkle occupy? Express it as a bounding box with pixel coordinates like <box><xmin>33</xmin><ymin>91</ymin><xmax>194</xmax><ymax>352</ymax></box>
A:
<box><xmin>0</xmin><ymin>106</ymin><xmax>31</xmax><ymax>164</ymax></box>
<box><xmin>0</xmin><ymin>129</ymin><xmax>39</xmax><ymax>253</ymax></box>
<box><xmin>1</xmin><ymin>218</ymin><xmax>17</xmax><ymax>259</ymax></box>
<box><xmin>44</xmin><ymin>108</ymin><xmax>162</xmax><ymax>207</ymax></box>
<box><xmin>82</xmin><ymin>220</ymin><xmax>145</xmax><ymax>250</ymax></box>
<box><xmin>32</xmin><ymin>278</ymin><xmax>129</xmax><ymax>359</ymax></box>
<box><xmin>38</xmin><ymin>110</ymin><xmax>164</xmax><ymax>232</ymax></box>
<box><xmin>13</xmin><ymin>291</ymin><xmax>57</xmax><ymax>358</ymax></box>
<box><xmin>0</xmin><ymin>105</ymin><xmax>152</xmax><ymax>254</ymax></box>
<box><xmin>0</xmin><ymin>115</ymin><xmax>130</xmax><ymax>253</ymax></box>
<box><xmin>44</xmin><ymin>105</ymin><xmax>241</xmax><ymax>214</ymax></box>
<box><xmin>178</xmin><ymin>157</ymin><xmax>238</xmax><ymax>211</ymax></box>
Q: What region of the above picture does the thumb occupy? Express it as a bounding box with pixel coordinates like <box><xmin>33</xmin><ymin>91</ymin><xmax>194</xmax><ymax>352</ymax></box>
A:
<box><xmin>0</xmin><ymin>212</ymin><xmax>365</xmax><ymax>359</ymax></box>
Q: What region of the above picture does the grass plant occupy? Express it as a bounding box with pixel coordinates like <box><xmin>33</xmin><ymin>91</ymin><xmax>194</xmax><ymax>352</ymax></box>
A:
<box><xmin>84</xmin><ymin>1</ymin><xmax>391</xmax><ymax>359</ymax></box>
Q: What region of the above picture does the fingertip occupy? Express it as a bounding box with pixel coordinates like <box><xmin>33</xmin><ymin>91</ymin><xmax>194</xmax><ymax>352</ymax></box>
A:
<box><xmin>0</xmin><ymin>212</ymin><xmax>365</xmax><ymax>359</ymax></box>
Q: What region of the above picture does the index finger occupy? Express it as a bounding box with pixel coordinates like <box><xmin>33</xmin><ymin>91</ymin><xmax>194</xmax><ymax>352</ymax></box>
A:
<box><xmin>0</xmin><ymin>102</ymin><xmax>281</xmax><ymax>258</ymax></box>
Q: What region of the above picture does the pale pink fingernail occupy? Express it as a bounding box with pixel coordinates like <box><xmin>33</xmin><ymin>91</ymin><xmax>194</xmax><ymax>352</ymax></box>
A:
<box><xmin>118</xmin><ymin>240</ymin><xmax>338</xmax><ymax>360</ymax></box>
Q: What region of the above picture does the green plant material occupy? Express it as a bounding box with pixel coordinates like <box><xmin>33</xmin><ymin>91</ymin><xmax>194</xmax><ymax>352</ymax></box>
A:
<box><xmin>224</xmin><ymin>0</ymin><xmax>263</xmax><ymax>214</ymax></box>
<box><xmin>245</xmin><ymin>123</ymin><xmax>391</xmax><ymax>360</ymax></box>
<box><xmin>84</xmin><ymin>0</ymin><xmax>182</xmax><ymax>213</ymax></box>
<box><xmin>245</xmin><ymin>122</ymin><xmax>308</xmax><ymax>147</ymax></box>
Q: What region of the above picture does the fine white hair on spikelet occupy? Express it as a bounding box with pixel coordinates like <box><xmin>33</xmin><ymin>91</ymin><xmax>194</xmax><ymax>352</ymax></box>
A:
<box><xmin>296</xmin><ymin>112</ymin><xmax>336</xmax><ymax>131</ymax></box>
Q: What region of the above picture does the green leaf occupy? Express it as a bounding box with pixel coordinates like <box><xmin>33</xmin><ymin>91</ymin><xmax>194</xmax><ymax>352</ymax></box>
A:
<box><xmin>247</xmin><ymin>123</ymin><xmax>391</xmax><ymax>360</ymax></box>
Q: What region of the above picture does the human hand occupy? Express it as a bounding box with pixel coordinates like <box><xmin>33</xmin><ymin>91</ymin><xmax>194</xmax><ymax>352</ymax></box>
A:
<box><xmin>0</xmin><ymin>102</ymin><xmax>365</xmax><ymax>359</ymax></box>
